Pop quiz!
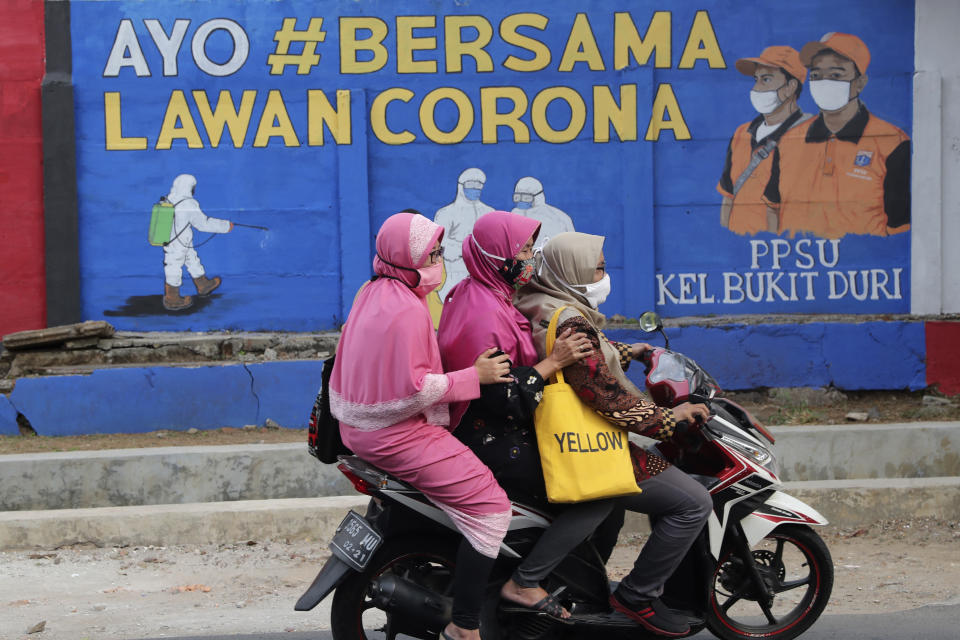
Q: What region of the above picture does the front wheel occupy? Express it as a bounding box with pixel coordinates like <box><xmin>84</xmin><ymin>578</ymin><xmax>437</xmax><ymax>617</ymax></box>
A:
<box><xmin>706</xmin><ymin>524</ymin><xmax>833</xmax><ymax>640</ymax></box>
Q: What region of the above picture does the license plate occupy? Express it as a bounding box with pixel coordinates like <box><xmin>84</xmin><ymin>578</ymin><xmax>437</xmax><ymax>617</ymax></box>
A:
<box><xmin>329</xmin><ymin>511</ymin><xmax>382</xmax><ymax>571</ymax></box>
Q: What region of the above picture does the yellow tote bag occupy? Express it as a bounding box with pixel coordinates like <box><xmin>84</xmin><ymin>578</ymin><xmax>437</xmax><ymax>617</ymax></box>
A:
<box><xmin>534</xmin><ymin>306</ymin><xmax>642</xmax><ymax>503</ymax></box>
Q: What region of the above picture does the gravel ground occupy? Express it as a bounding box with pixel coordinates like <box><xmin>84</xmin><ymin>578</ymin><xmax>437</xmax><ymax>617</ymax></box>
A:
<box><xmin>2</xmin><ymin>518</ymin><xmax>958</xmax><ymax>640</ymax></box>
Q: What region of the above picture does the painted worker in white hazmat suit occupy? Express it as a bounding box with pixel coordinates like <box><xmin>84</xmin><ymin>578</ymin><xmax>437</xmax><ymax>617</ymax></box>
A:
<box><xmin>433</xmin><ymin>167</ymin><xmax>494</xmax><ymax>300</ymax></box>
<box><xmin>162</xmin><ymin>174</ymin><xmax>233</xmax><ymax>311</ymax></box>
<box><xmin>510</xmin><ymin>176</ymin><xmax>574</xmax><ymax>248</ymax></box>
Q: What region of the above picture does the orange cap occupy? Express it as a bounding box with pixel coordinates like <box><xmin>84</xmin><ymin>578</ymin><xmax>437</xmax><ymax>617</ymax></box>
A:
<box><xmin>800</xmin><ymin>32</ymin><xmax>870</xmax><ymax>74</ymax></box>
<box><xmin>735</xmin><ymin>46</ymin><xmax>807</xmax><ymax>84</ymax></box>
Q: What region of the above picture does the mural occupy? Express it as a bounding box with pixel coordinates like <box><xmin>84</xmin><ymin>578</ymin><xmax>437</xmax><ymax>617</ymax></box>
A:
<box><xmin>69</xmin><ymin>0</ymin><xmax>914</xmax><ymax>331</ymax></box>
<box><xmin>510</xmin><ymin>176</ymin><xmax>575</xmax><ymax>249</ymax></box>
<box><xmin>158</xmin><ymin>174</ymin><xmax>232</xmax><ymax>311</ymax></box>
<box><xmin>433</xmin><ymin>167</ymin><xmax>494</xmax><ymax>300</ymax></box>
<box><xmin>429</xmin><ymin>169</ymin><xmax>575</xmax><ymax>302</ymax></box>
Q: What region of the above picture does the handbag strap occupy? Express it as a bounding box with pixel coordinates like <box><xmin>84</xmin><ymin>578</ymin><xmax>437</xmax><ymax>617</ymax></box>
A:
<box><xmin>544</xmin><ymin>305</ymin><xmax>570</xmax><ymax>384</ymax></box>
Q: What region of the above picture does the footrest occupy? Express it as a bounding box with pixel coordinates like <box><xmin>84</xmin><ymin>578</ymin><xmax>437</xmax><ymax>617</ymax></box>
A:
<box><xmin>568</xmin><ymin>610</ymin><xmax>639</xmax><ymax>630</ymax></box>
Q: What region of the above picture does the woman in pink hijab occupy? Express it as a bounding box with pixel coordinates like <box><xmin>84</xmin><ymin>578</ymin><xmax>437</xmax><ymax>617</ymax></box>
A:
<box><xmin>331</xmin><ymin>211</ymin><xmax>513</xmax><ymax>640</ymax></box>
<box><xmin>438</xmin><ymin>211</ymin><xmax>610</xmax><ymax>621</ymax></box>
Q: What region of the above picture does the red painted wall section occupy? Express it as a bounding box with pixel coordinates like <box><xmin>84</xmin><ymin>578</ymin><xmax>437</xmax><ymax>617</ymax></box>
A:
<box><xmin>926</xmin><ymin>322</ymin><xmax>960</xmax><ymax>395</ymax></box>
<box><xmin>0</xmin><ymin>0</ymin><xmax>46</xmax><ymax>336</ymax></box>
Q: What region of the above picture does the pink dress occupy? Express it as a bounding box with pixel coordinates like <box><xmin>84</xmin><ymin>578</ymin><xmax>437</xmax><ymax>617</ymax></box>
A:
<box><xmin>331</xmin><ymin>212</ymin><xmax>510</xmax><ymax>558</ymax></box>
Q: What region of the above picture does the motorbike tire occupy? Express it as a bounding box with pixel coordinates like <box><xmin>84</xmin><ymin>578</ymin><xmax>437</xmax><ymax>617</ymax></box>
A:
<box><xmin>706</xmin><ymin>524</ymin><xmax>833</xmax><ymax>640</ymax></box>
<box><xmin>330</xmin><ymin>535</ymin><xmax>462</xmax><ymax>640</ymax></box>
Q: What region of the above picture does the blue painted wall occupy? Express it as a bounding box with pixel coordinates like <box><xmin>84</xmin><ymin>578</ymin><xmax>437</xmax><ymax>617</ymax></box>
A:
<box><xmin>607</xmin><ymin>321</ymin><xmax>927</xmax><ymax>393</ymax></box>
<box><xmin>70</xmin><ymin>0</ymin><xmax>915</xmax><ymax>331</ymax></box>
<box><xmin>0</xmin><ymin>395</ymin><xmax>18</xmax><ymax>436</ymax></box>
<box><xmin>0</xmin><ymin>321</ymin><xmax>928</xmax><ymax>437</ymax></box>
<box><xmin>3</xmin><ymin>361</ymin><xmax>324</xmax><ymax>436</ymax></box>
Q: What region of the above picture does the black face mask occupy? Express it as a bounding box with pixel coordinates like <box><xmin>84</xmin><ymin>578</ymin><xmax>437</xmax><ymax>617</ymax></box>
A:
<box><xmin>498</xmin><ymin>256</ymin><xmax>536</xmax><ymax>288</ymax></box>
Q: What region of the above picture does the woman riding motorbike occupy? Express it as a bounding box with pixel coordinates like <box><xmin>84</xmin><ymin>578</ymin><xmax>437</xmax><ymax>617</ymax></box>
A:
<box><xmin>516</xmin><ymin>231</ymin><xmax>712</xmax><ymax>638</ymax></box>
<box><xmin>330</xmin><ymin>211</ymin><xmax>514</xmax><ymax>640</ymax></box>
<box><xmin>437</xmin><ymin>211</ymin><xmax>608</xmax><ymax>620</ymax></box>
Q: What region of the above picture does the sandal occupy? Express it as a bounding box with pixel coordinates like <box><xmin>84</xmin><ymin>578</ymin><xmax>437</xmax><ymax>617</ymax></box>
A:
<box><xmin>500</xmin><ymin>591</ymin><xmax>571</xmax><ymax>623</ymax></box>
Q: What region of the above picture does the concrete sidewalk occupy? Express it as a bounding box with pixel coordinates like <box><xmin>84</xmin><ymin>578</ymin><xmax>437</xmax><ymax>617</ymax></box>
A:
<box><xmin>1</xmin><ymin>422</ymin><xmax>958</xmax><ymax>549</ymax></box>
<box><xmin>4</xmin><ymin>422</ymin><xmax>958</xmax><ymax>511</ymax></box>
<box><xmin>2</xmin><ymin>477</ymin><xmax>958</xmax><ymax>550</ymax></box>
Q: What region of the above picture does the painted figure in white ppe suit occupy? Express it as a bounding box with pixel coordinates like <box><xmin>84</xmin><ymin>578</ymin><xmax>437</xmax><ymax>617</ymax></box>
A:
<box><xmin>162</xmin><ymin>174</ymin><xmax>233</xmax><ymax>311</ymax></box>
<box><xmin>433</xmin><ymin>167</ymin><xmax>494</xmax><ymax>300</ymax></box>
<box><xmin>510</xmin><ymin>176</ymin><xmax>574</xmax><ymax>248</ymax></box>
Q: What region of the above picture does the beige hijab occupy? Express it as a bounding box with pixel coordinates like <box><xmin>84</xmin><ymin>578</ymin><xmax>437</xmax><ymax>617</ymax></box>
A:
<box><xmin>515</xmin><ymin>232</ymin><xmax>643</xmax><ymax>396</ymax></box>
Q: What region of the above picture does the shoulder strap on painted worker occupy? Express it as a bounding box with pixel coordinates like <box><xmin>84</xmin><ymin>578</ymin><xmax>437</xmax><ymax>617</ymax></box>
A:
<box><xmin>732</xmin><ymin>113</ymin><xmax>813</xmax><ymax>196</ymax></box>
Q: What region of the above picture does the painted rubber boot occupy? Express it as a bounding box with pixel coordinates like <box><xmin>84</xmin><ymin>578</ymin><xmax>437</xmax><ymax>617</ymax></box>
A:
<box><xmin>193</xmin><ymin>275</ymin><xmax>222</xmax><ymax>297</ymax></box>
<box><xmin>163</xmin><ymin>283</ymin><xmax>194</xmax><ymax>311</ymax></box>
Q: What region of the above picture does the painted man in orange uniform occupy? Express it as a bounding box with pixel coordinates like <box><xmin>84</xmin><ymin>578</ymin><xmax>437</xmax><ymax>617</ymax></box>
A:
<box><xmin>718</xmin><ymin>46</ymin><xmax>811</xmax><ymax>235</ymax></box>
<box><xmin>773</xmin><ymin>33</ymin><xmax>910</xmax><ymax>238</ymax></box>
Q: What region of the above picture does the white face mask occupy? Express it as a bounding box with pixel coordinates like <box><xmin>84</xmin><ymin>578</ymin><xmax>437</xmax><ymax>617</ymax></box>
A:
<box><xmin>538</xmin><ymin>254</ymin><xmax>611</xmax><ymax>308</ymax></box>
<box><xmin>749</xmin><ymin>88</ymin><xmax>782</xmax><ymax>115</ymax></box>
<box><xmin>579</xmin><ymin>274</ymin><xmax>611</xmax><ymax>308</ymax></box>
<box><xmin>809</xmin><ymin>79</ymin><xmax>853</xmax><ymax>112</ymax></box>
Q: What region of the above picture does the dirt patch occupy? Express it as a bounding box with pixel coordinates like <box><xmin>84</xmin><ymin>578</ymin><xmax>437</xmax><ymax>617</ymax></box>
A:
<box><xmin>2</xmin><ymin>389</ymin><xmax>958</xmax><ymax>456</ymax></box>
<box><xmin>0</xmin><ymin>426</ymin><xmax>309</xmax><ymax>455</ymax></box>
<box><xmin>727</xmin><ymin>388</ymin><xmax>960</xmax><ymax>427</ymax></box>
<box><xmin>1</xmin><ymin>518</ymin><xmax>957</xmax><ymax>639</ymax></box>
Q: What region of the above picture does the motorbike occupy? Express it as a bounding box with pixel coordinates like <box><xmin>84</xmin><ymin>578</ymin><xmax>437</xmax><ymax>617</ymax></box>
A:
<box><xmin>296</xmin><ymin>311</ymin><xmax>834</xmax><ymax>640</ymax></box>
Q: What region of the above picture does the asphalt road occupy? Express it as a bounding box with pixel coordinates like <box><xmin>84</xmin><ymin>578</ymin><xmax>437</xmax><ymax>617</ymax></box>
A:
<box><xmin>141</xmin><ymin>603</ymin><xmax>960</xmax><ymax>640</ymax></box>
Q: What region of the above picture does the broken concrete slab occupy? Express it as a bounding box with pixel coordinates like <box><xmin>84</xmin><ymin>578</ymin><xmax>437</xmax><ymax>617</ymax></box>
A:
<box><xmin>3</xmin><ymin>331</ymin><xmax>340</xmax><ymax>378</ymax></box>
<box><xmin>1</xmin><ymin>321</ymin><xmax>115</xmax><ymax>350</ymax></box>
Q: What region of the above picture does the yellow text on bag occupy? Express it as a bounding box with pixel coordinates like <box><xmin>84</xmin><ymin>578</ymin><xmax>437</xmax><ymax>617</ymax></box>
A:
<box><xmin>534</xmin><ymin>306</ymin><xmax>642</xmax><ymax>503</ymax></box>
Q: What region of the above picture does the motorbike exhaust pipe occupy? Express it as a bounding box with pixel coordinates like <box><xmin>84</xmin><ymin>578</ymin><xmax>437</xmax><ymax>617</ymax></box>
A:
<box><xmin>368</xmin><ymin>574</ymin><xmax>452</xmax><ymax>631</ymax></box>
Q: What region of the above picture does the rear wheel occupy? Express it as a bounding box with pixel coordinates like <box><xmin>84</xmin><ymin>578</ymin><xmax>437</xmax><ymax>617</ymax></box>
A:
<box><xmin>706</xmin><ymin>524</ymin><xmax>833</xmax><ymax>640</ymax></box>
<box><xmin>330</xmin><ymin>536</ymin><xmax>459</xmax><ymax>640</ymax></box>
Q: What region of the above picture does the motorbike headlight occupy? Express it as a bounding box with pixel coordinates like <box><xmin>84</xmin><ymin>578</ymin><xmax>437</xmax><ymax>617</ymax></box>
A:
<box><xmin>719</xmin><ymin>433</ymin><xmax>772</xmax><ymax>466</ymax></box>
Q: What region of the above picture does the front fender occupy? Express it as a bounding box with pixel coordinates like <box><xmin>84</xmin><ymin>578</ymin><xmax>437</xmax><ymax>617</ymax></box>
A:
<box><xmin>740</xmin><ymin>490</ymin><xmax>829</xmax><ymax>548</ymax></box>
<box><xmin>294</xmin><ymin>555</ymin><xmax>354</xmax><ymax>611</ymax></box>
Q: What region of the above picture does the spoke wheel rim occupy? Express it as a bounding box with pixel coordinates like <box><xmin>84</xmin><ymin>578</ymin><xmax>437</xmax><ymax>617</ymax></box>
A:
<box><xmin>710</xmin><ymin>531</ymin><xmax>822</xmax><ymax>635</ymax></box>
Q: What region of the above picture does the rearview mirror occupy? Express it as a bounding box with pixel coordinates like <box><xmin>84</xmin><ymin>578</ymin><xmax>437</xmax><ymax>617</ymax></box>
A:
<box><xmin>638</xmin><ymin>311</ymin><xmax>662</xmax><ymax>333</ymax></box>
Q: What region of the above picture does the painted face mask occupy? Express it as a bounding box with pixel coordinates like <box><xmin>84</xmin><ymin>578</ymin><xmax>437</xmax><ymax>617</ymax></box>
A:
<box><xmin>513</xmin><ymin>191</ymin><xmax>539</xmax><ymax>210</ymax></box>
<box><xmin>462</xmin><ymin>188</ymin><xmax>482</xmax><ymax>201</ymax></box>
<box><xmin>749</xmin><ymin>87</ymin><xmax>783</xmax><ymax>114</ymax></box>
<box><xmin>809</xmin><ymin>79</ymin><xmax>853</xmax><ymax>112</ymax></box>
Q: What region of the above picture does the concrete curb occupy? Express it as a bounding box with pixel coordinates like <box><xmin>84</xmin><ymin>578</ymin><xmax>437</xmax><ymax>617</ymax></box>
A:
<box><xmin>3</xmin><ymin>422</ymin><xmax>958</xmax><ymax>511</ymax></box>
<box><xmin>784</xmin><ymin>477</ymin><xmax>960</xmax><ymax>524</ymax></box>
<box><xmin>0</xmin><ymin>443</ymin><xmax>353</xmax><ymax>511</ymax></box>
<box><xmin>2</xmin><ymin>479</ymin><xmax>959</xmax><ymax>550</ymax></box>
<box><xmin>0</xmin><ymin>496</ymin><xmax>368</xmax><ymax>550</ymax></box>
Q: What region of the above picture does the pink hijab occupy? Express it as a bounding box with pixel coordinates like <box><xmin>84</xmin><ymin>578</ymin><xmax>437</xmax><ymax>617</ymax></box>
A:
<box><xmin>330</xmin><ymin>212</ymin><xmax>450</xmax><ymax>429</ymax></box>
<box><xmin>438</xmin><ymin>211</ymin><xmax>541</xmax><ymax>428</ymax></box>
